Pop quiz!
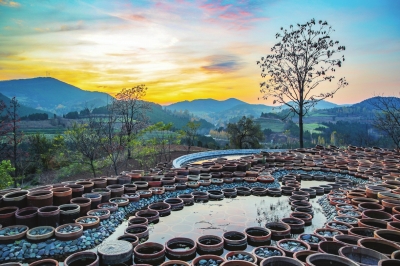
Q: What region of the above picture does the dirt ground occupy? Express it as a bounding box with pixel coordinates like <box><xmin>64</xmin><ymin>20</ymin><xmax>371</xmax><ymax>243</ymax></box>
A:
<box><xmin>37</xmin><ymin>145</ymin><xmax>210</xmax><ymax>185</ymax></box>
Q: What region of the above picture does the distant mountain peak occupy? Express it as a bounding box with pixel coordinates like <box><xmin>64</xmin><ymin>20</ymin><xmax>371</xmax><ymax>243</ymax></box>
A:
<box><xmin>0</xmin><ymin>77</ymin><xmax>113</xmax><ymax>114</ymax></box>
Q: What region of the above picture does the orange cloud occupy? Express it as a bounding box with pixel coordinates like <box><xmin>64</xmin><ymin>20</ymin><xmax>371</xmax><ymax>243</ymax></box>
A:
<box><xmin>0</xmin><ymin>0</ymin><xmax>20</xmax><ymax>7</ymax></box>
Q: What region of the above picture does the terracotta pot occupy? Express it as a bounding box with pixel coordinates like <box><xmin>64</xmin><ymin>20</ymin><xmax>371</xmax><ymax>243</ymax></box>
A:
<box><xmin>0</xmin><ymin>225</ymin><xmax>28</xmax><ymax>243</ymax></box>
<box><xmin>117</xmin><ymin>234</ymin><xmax>139</xmax><ymax>248</ymax></box>
<box><xmin>122</xmin><ymin>192</ymin><xmax>140</xmax><ymax>202</ymax></box>
<box><xmin>317</xmin><ymin>240</ymin><xmax>346</xmax><ymax>255</ymax></box>
<box><xmin>124</xmin><ymin>184</ymin><xmax>137</xmax><ymax>193</ymax></box>
<box><xmin>265</xmin><ymin>222</ymin><xmax>291</xmax><ymax>239</ymax></box>
<box><xmin>97</xmin><ymin>202</ymin><xmax>118</xmax><ymax>213</ymax></box>
<box><xmin>70</xmin><ymin>197</ymin><xmax>91</xmax><ymax>216</ymax></box>
<box><xmin>134</xmin><ymin>242</ymin><xmax>166</xmax><ymax>265</ymax></box>
<box><xmin>52</xmin><ymin>187</ymin><xmax>72</xmax><ymax>206</ymax></box>
<box><xmin>277</xmin><ymin>239</ymin><xmax>310</xmax><ymax>257</ymax></box>
<box><xmin>196</xmin><ymin>235</ymin><xmax>224</xmax><ymax>255</ymax></box>
<box><xmin>165</xmin><ymin>237</ymin><xmax>197</xmax><ymax>261</ymax></box>
<box><xmin>55</xmin><ymin>223</ymin><xmax>83</xmax><ymax>241</ymax></box>
<box><xmin>339</xmin><ymin>245</ymin><xmax>388</xmax><ymax>266</ymax></box>
<box><xmin>297</xmin><ymin>234</ymin><xmax>326</xmax><ymax>250</ymax></box>
<box><xmin>164</xmin><ymin>198</ymin><xmax>184</xmax><ymax>211</ymax></box>
<box><xmin>87</xmin><ymin>209</ymin><xmax>110</xmax><ymax>220</ymax></box>
<box><xmin>252</xmin><ymin>246</ymin><xmax>285</xmax><ymax>264</ymax></box>
<box><xmin>358</xmin><ymin>218</ymin><xmax>388</xmax><ymax>230</ymax></box>
<box><xmin>136</xmin><ymin>209</ymin><xmax>160</xmax><ymax>224</ymax></box>
<box><xmin>29</xmin><ymin>259</ymin><xmax>59</xmax><ymax>266</ymax></box>
<box><xmin>3</xmin><ymin>190</ymin><xmax>28</xmax><ymax>209</ymax></box>
<box><xmin>76</xmin><ymin>216</ymin><xmax>100</xmax><ymax>230</ymax></box>
<box><xmin>378</xmin><ymin>259</ymin><xmax>400</xmax><ymax>266</ymax></box>
<box><xmin>392</xmin><ymin>250</ymin><xmax>400</xmax><ymax>259</ymax></box>
<box><xmin>358</xmin><ymin>237</ymin><xmax>400</xmax><ymax>257</ymax></box>
<box><xmin>358</xmin><ymin>202</ymin><xmax>385</xmax><ymax>212</ymax></box>
<box><xmin>27</xmin><ymin>190</ymin><xmax>54</xmax><ymax>208</ymax></box>
<box><xmin>306</xmin><ymin>253</ymin><xmax>360</xmax><ymax>266</ymax></box>
<box><xmin>223</xmin><ymin>231</ymin><xmax>247</xmax><ymax>250</ymax></box>
<box><xmin>64</xmin><ymin>184</ymin><xmax>84</xmax><ymax>198</ymax></box>
<box><xmin>64</xmin><ymin>251</ymin><xmax>99</xmax><ymax>266</ymax></box>
<box><xmin>326</xmin><ymin>221</ymin><xmax>353</xmax><ymax>234</ymax></box>
<box><xmin>224</xmin><ymin>251</ymin><xmax>256</xmax><ymax>264</ymax></box>
<box><xmin>38</xmin><ymin>206</ymin><xmax>60</xmax><ymax>227</ymax></box>
<box><xmin>26</xmin><ymin>226</ymin><xmax>54</xmax><ymax>242</ymax></box>
<box><xmin>260</xmin><ymin>256</ymin><xmax>303</xmax><ymax>266</ymax></box>
<box><xmin>76</xmin><ymin>181</ymin><xmax>94</xmax><ymax>194</ymax></box>
<box><xmin>374</xmin><ymin>229</ymin><xmax>400</xmax><ymax>244</ymax></box>
<box><xmin>293</xmin><ymin>250</ymin><xmax>317</xmax><ymax>264</ymax></box>
<box><xmin>332</xmin><ymin>234</ymin><xmax>360</xmax><ymax>246</ymax></box>
<box><xmin>15</xmin><ymin>207</ymin><xmax>38</xmax><ymax>228</ymax></box>
<box><xmin>91</xmin><ymin>178</ymin><xmax>108</xmax><ymax>188</ymax></box>
<box><xmin>148</xmin><ymin>202</ymin><xmax>171</xmax><ymax>217</ymax></box>
<box><xmin>0</xmin><ymin>206</ymin><xmax>18</xmax><ymax>227</ymax></box>
<box><xmin>313</xmin><ymin>228</ymin><xmax>343</xmax><ymax>241</ymax></box>
<box><xmin>128</xmin><ymin>217</ymin><xmax>148</xmax><ymax>226</ymax></box>
<box><xmin>382</xmin><ymin>199</ymin><xmax>400</xmax><ymax>213</ymax></box>
<box><xmin>236</xmin><ymin>187</ymin><xmax>251</xmax><ymax>196</ymax></box>
<box><xmin>91</xmin><ymin>188</ymin><xmax>111</xmax><ymax>203</ymax></box>
<box><xmin>222</xmin><ymin>188</ymin><xmax>237</xmax><ymax>198</ymax></box>
<box><xmin>125</xmin><ymin>224</ymin><xmax>149</xmax><ymax>240</ymax></box>
<box><xmin>191</xmin><ymin>191</ymin><xmax>209</xmax><ymax>202</ymax></box>
<box><xmin>362</xmin><ymin>210</ymin><xmax>392</xmax><ymax>221</ymax></box>
<box><xmin>348</xmin><ymin>227</ymin><xmax>375</xmax><ymax>238</ymax></box>
<box><xmin>59</xmin><ymin>204</ymin><xmax>80</xmax><ymax>225</ymax></box>
<box><xmin>244</xmin><ymin>227</ymin><xmax>271</xmax><ymax>246</ymax></box>
<box><xmin>161</xmin><ymin>260</ymin><xmax>190</xmax><ymax>266</ymax></box>
<box><xmin>83</xmin><ymin>193</ymin><xmax>102</xmax><ymax>209</ymax></box>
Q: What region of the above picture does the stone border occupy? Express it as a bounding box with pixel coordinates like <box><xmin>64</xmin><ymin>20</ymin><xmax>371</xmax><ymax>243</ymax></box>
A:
<box><xmin>173</xmin><ymin>149</ymin><xmax>287</xmax><ymax>168</ymax></box>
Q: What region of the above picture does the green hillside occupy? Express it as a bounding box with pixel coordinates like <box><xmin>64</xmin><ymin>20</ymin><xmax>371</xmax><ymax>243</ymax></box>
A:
<box><xmin>0</xmin><ymin>93</ymin><xmax>54</xmax><ymax>117</ymax></box>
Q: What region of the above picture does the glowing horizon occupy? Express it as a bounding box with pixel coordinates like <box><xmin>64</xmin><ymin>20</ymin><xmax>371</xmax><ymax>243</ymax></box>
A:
<box><xmin>1</xmin><ymin>0</ymin><xmax>399</xmax><ymax>105</ymax></box>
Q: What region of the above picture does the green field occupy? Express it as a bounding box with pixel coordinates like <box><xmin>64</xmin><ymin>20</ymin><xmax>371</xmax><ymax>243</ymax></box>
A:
<box><xmin>302</xmin><ymin>123</ymin><xmax>327</xmax><ymax>133</ymax></box>
<box><xmin>255</xmin><ymin>118</ymin><xmax>285</xmax><ymax>132</ymax></box>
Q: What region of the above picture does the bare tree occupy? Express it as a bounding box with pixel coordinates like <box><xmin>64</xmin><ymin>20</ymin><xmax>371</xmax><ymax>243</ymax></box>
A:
<box><xmin>257</xmin><ymin>18</ymin><xmax>348</xmax><ymax>147</ymax></box>
<box><xmin>113</xmin><ymin>85</ymin><xmax>151</xmax><ymax>158</ymax></box>
<box><xmin>227</xmin><ymin>116</ymin><xmax>263</xmax><ymax>149</ymax></box>
<box><xmin>98</xmin><ymin>104</ymin><xmax>126</xmax><ymax>175</ymax></box>
<box><xmin>371</xmin><ymin>96</ymin><xmax>400</xmax><ymax>150</ymax></box>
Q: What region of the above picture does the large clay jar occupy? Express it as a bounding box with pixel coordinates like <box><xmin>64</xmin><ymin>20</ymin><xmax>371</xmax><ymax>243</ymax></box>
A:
<box><xmin>38</xmin><ymin>206</ymin><xmax>60</xmax><ymax>227</ymax></box>
<box><xmin>29</xmin><ymin>259</ymin><xmax>59</xmax><ymax>266</ymax></box>
<box><xmin>3</xmin><ymin>190</ymin><xmax>28</xmax><ymax>209</ymax></box>
<box><xmin>27</xmin><ymin>190</ymin><xmax>53</xmax><ymax>208</ymax></box>
<box><xmin>52</xmin><ymin>187</ymin><xmax>72</xmax><ymax>206</ymax></box>
<box><xmin>0</xmin><ymin>206</ymin><xmax>19</xmax><ymax>227</ymax></box>
<box><xmin>15</xmin><ymin>207</ymin><xmax>38</xmax><ymax>228</ymax></box>
<box><xmin>64</xmin><ymin>251</ymin><xmax>99</xmax><ymax>266</ymax></box>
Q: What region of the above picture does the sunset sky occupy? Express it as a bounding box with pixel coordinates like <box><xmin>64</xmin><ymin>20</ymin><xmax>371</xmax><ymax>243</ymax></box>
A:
<box><xmin>0</xmin><ymin>0</ymin><xmax>399</xmax><ymax>105</ymax></box>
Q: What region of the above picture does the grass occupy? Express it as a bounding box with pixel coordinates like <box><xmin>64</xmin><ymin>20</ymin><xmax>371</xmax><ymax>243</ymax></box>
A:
<box><xmin>302</xmin><ymin>123</ymin><xmax>327</xmax><ymax>133</ymax></box>
<box><xmin>255</xmin><ymin>118</ymin><xmax>285</xmax><ymax>132</ymax></box>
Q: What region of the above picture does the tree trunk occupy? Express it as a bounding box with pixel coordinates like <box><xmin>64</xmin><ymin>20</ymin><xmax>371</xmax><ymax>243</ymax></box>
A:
<box><xmin>90</xmin><ymin>161</ymin><xmax>96</xmax><ymax>177</ymax></box>
<box><xmin>299</xmin><ymin>108</ymin><xmax>304</xmax><ymax>148</ymax></box>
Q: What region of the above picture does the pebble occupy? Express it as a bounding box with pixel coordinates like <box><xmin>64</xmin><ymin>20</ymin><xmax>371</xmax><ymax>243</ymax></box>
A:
<box><xmin>316</xmin><ymin>230</ymin><xmax>340</xmax><ymax>237</ymax></box>
<box><xmin>78</xmin><ymin>218</ymin><xmax>97</xmax><ymax>224</ymax></box>
<box><xmin>197</xmin><ymin>258</ymin><xmax>223</xmax><ymax>266</ymax></box>
<box><xmin>58</xmin><ymin>225</ymin><xmax>80</xmax><ymax>234</ymax></box>
<box><xmin>0</xmin><ymin>227</ymin><xmax>26</xmax><ymax>236</ymax></box>
<box><xmin>227</xmin><ymin>254</ymin><xmax>254</xmax><ymax>262</ymax></box>
<box><xmin>29</xmin><ymin>228</ymin><xmax>52</xmax><ymax>236</ymax></box>
<box><xmin>254</xmin><ymin>247</ymin><xmax>282</xmax><ymax>258</ymax></box>
<box><xmin>110</xmin><ymin>198</ymin><xmax>128</xmax><ymax>203</ymax></box>
<box><xmin>279</xmin><ymin>241</ymin><xmax>307</xmax><ymax>252</ymax></box>
<box><xmin>300</xmin><ymin>234</ymin><xmax>321</xmax><ymax>244</ymax></box>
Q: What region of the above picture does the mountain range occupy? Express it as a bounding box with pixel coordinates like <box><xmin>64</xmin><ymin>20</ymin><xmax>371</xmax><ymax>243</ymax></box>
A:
<box><xmin>0</xmin><ymin>77</ymin><xmax>111</xmax><ymax>115</ymax></box>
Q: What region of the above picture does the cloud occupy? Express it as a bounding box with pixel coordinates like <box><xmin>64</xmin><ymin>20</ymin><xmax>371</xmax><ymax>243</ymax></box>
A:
<box><xmin>34</xmin><ymin>21</ymin><xmax>84</xmax><ymax>33</ymax></box>
<box><xmin>0</xmin><ymin>0</ymin><xmax>20</xmax><ymax>7</ymax></box>
<box><xmin>201</xmin><ymin>54</ymin><xmax>242</xmax><ymax>74</ymax></box>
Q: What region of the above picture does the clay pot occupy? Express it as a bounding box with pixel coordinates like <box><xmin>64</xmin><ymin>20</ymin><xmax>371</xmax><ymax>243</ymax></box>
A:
<box><xmin>52</xmin><ymin>187</ymin><xmax>72</xmax><ymax>206</ymax></box>
<box><xmin>178</xmin><ymin>194</ymin><xmax>194</xmax><ymax>205</ymax></box>
<box><xmin>124</xmin><ymin>184</ymin><xmax>137</xmax><ymax>193</ymax></box>
<box><xmin>358</xmin><ymin>202</ymin><xmax>385</xmax><ymax>212</ymax></box>
<box><xmin>3</xmin><ymin>190</ymin><xmax>28</xmax><ymax>209</ymax></box>
<box><xmin>83</xmin><ymin>193</ymin><xmax>102</xmax><ymax>209</ymax></box>
<box><xmin>64</xmin><ymin>251</ymin><xmax>99</xmax><ymax>266</ymax></box>
<box><xmin>196</xmin><ymin>235</ymin><xmax>224</xmax><ymax>255</ymax></box>
<box><xmin>326</xmin><ymin>221</ymin><xmax>353</xmax><ymax>234</ymax></box>
<box><xmin>161</xmin><ymin>260</ymin><xmax>190</xmax><ymax>266</ymax></box>
<box><xmin>378</xmin><ymin>259</ymin><xmax>400</xmax><ymax>266</ymax></box>
<box><xmin>164</xmin><ymin>198</ymin><xmax>184</xmax><ymax>211</ymax></box>
<box><xmin>317</xmin><ymin>241</ymin><xmax>346</xmax><ymax>255</ymax></box>
<box><xmin>260</xmin><ymin>256</ymin><xmax>303</xmax><ymax>266</ymax></box>
<box><xmin>38</xmin><ymin>206</ymin><xmax>60</xmax><ymax>227</ymax></box>
<box><xmin>281</xmin><ymin>217</ymin><xmax>305</xmax><ymax>233</ymax></box>
<box><xmin>223</xmin><ymin>231</ymin><xmax>247</xmax><ymax>250</ymax></box>
<box><xmin>76</xmin><ymin>181</ymin><xmax>94</xmax><ymax>193</ymax></box>
<box><xmin>306</xmin><ymin>253</ymin><xmax>360</xmax><ymax>266</ymax></box>
<box><xmin>117</xmin><ymin>234</ymin><xmax>139</xmax><ymax>248</ymax></box>
<box><xmin>165</xmin><ymin>237</ymin><xmax>197</xmax><ymax>261</ymax></box>
<box><xmin>87</xmin><ymin>209</ymin><xmax>110</xmax><ymax>220</ymax></box>
<box><xmin>0</xmin><ymin>225</ymin><xmax>28</xmax><ymax>243</ymax></box>
<box><xmin>148</xmin><ymin>202</ymin><xmax>171</xmax><ymax>217</ymax></box>
<box><xmin>362</xmin><ymin>210</ymin><xmax>392</xmax><ymax>221</ymax></box>
<box><xmin>125</xmin><ymin>224</ymin><xmax>149</xmax><ymax>240</ymax></box>
<box><xmin>374</xmin><ymin>229</ymin><xmax>400</xmax><ymax>244</ymax></box>
<box><xmin>91</xmin><ymin>178</ymin><xmax>107</xmax><ymax>188</ymax></box>
<box><xmin>0</xmin><ymin>206</ymin><xmax>18</xmax><ymax>227</ymax></box>
<box><xmin>224</xmin><ymin>251</ymin><xmax>256</xmax><ymax>264</ymax></box>
<box><xmin>191</xmin><ymin>191</ymin><xmax>209</xmax><ymax>202</ymax></box>
<box><xmin>358</xmin><ymin>237</ymin><xmax>400</xmax><ymax>257</ymax></box>
<box><xmin>339</xmin><ymin>245</ymin><xmax>388</xmax><ymax>266</ymax></box>
<box><xmin>297</xmin><ymin>234</ymin><xmax>326</xmax><ymax>250</ymax></box>
<box><xmin>244</xmin><ymin>227</ymin><xmax>271</xmax><ymax>246</ymax></box>
<box><xmin>59</xmin><ymin>204</ymin><xmax>81</xmax><ymax>225</ymax></box>
<box><xmin>64</xmin><ymin>184</ymin><xmax>84</xmax><ymax>198</ymax></box>
<box><xmin>15</xmin><ymin>207</ymin><xmax>38</xmax><ymax>228</ymax></box>
<box><xmin>134</xmin><ymin>242</ymin><xmax>166</xmax><ymax>265</ymax></box>
<box><xmin>76</xmin><ymin>216</ymin><xmax>100</xmax><ymax>230</ymax></box>
<box><xmin>277</xmin><ymin>239</ymin><xmax>310</xmax><ymax>257</ymax></box>
<box><xmin>70</xmin><ymin>197</ymin><xmax>91</xmax><ymax>217</ymax></box>
<box><xmin>332</xmin><ymin>234</ymin><xmax>360</xmax><ymax>246</ymax></box>
<box><xmin>26</xmin><ymin>226</ymin><xmax>54</xmax><ymax>242</ymax></box>
<box><xmin>27</xmin><ymin>190</ymin><xmax>53</xmax><ymax>208</ymax></box>
<box><xmin>265</xmin><ymin>222</ymin><xmax>291</xmax><ymax>239</ymax></box>
<box><xmin>313</xmin><ymin>228</ymin><xmax>343</xmax><ymax>241</ymax></box>
<box><xmin>358</xmin><ymin>218</ymin><xmax>388</xmax><ymax>230</ymax></box>
<box><xmin>91</xmin><ymin>188</ymin><xmax>111</xmax><ymax>203</ymax></box>
<box><xmin>293</xmin><ymin>250</ymin><xmax>317</xmax><ymax>264</ymax></box>
<box><xmin>128</xmin><ymin>217</ymin><xmax>148</xmax><ymax>226</ymax></box>
<box><xmin>136</xmin><ymin>209</ymin><xmax>160</xmax><ymax>224</ymax></box>
<box><xmin>348</xmin><ymin>227</ymin><xmax>375</xmax><ymax>238</ymax></box>
<box><xmin>55</xmin><ymin>223</ymin><xmax>83</xmax><ymax>241</ymax></box>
